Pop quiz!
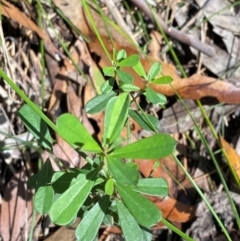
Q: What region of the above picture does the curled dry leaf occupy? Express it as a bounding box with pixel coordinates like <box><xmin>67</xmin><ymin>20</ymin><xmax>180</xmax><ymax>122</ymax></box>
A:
<box><xmin>1</xmin><ymin>0</ymin><xmax>50</xmax><ymax>43</ymax></box>
<box><xmin>1</xmin><ymin>0</ymin><xmax>60</xmax><ymax>58</ymax></box>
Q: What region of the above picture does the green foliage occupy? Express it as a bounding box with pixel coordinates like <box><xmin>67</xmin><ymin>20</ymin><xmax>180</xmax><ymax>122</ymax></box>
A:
<box><xmin>103</xmin><ymin>92</ymin><xmax>130</xmax><ymax>145</ymax></box>
<box><xmin>75</xmin><ymin>196</ymin><xmax>109</xmax><ymax>241</ymax></box>
<box><xmin>134</xmin><ymin>178</ymin><xmax>168</xmax><ymax>197</ymax></box>
<box><xmin>117</xmin><ymin>54</ymin><xmax>140</xmax><ymax>67</ymax></box>
<box><xmin>85</xmin><ymin>91</ymin><xmax>116</xmax><ymax>114</ymax></box>
<box><xmin>147</xmin><ymin>62</ymin><xmax>162</xmax><ymax>81</ymax></box>
<box><xmin>34</xmin><ymin>159</ymin><xmax>54</xmax><ymax>214</ymax></box>
<box><xmin>146</xmin><ymin>87</ymin><xmax>167</xmax><ymax>105</ymax></box>
<box><xmin>109</xmin><ymin>134</ymin><xmax>176</xmax><ymax>159</ymax></box>
<box><xmin>50</xmin><ymin>169</ymin><xmax>98</xmax><ymax>225</ymax></box>
<box><xmin>107</xmin><ymin>157</ymin><xmax>139</xmax><ymax>186</ymax></box>
<box><xmin>115</xmin><ymin>182</ymin><xmax>162</xmax><ymax>227</ymax></box>
<box><xmin>129</xmin><ymin>109</ymin><xmax>159</xmax><ymax>132</ymax></box>
<box><xmin>56</xmin><ymin>113</ymin><xmax>101</xmax><ymax>152</ymax></box>
<box><xmin>17</xmin><ymin>48</ymin><xmax>176</xmax><ymax>240</ymax></box>
<box><xmin>19</xmin><ymin>104</ymin><xmax>52</xmax><ymax>150</ymax></box>
<box><xmin>117</xmin><ymin>200</ymin><xmax>143</xmax><ymax>241</ymax></box>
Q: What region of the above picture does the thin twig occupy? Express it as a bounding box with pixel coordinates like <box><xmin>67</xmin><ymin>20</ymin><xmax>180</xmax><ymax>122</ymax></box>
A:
<box><xmin>129</xmin><ymin>0</ymin><xmax>216</xmax><ymax>57</ymax></box>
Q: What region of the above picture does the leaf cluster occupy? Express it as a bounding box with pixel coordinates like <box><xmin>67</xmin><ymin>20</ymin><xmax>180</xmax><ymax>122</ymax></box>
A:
<box><xmin>20</xmin><ymin>49</ymin><xmax>176</xmax><ymax>241</ymax></box>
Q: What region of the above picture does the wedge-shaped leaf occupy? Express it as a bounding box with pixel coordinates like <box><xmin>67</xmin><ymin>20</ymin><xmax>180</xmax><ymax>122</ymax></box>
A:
<box><xmin>118</xmin><ymin>54</ymin><xmax>140</xmax><ymax>67</ymax></box>
<box><xmin>141</xmin><ymin>226</ymin><xmax>152</xmax><ymax>241</ymax></box>
<box><xmin>19</xmin><ymin>104</ymin><xmax>52</xmax><ymax>150</ymax></box>
<box><xmin>133</xmin><ymin>178</ymin><xmax>168</xmax><ymax>197</ymax></box>
<box><xmin>117</xmin><ymin>49</ymin><xmax>127</xmax><ymax>61</ymax></box>
<box><xmin>49</xmin><ymin>169</ymin><xmax>98</xmax><ymax>225</ymax></box>
<box><xmin>34</xmin><ymin>159</ymin><xmax>54</xmax><ymax>214</ymax></box>
<box><xmin>56</xmin><ymin>113</ymin><xmax>101</xmax><ymax>152</ymax></box>
<box><xmin>115</xmin><ymin>182</ymin><xmax>161</xmax><ymax>227</ymax></box>
<box><xmin>152</xmin><ymin>75</ymin><xmax>173</xmax><ymax>84</ymax></box>
<box><xmin>133</xmin><ymin>61</ymin><xmax>147</xmax><ymax>79</ymax></box>
<box><xmin>51</xmin><ymin>171</ymin><xmax>80</xmax><ymax>194</ymax></box>
<box><xmin>107</xmin><ymin>157</ymin><xmax>139</xmax><ymax>186</ymax></box>
<box><xmin>75</xmin><ymin>196</ymin><xmax>109</xmax><ymax>241</ymax></box>
<box><xmin>85</xmin><ymin>91</ymin><xmax>116</xmax><ymax>114</ymax></box>
<box><xmin>120</xmin><ymin>84</ymin><xmax>140</xmax><ymax>92</ymax></box>
<box><xmin>103</xmin><ymin>213</ymin><xmax>114</xmax><ymax>226</ymax></box>
<box><xmin>117</xmin><ymin>200</ymin><xmax>143</xmax><ymax>241</ymax></box>
<box><xmin>103</xmin><ymin>66</ymin><xmax>115</xmax><ymax>76</ymax></box>
<box><xmin>100</xmin><ymin>78</ymin><xmax>115</xmax><ymax>93</ymax></box>
<box><xmin>34</xmin><ymin>186</ymin><xmax>54</xmax><ymax>215</ymax></box>
<box><xmin>129</xmin><ymin>110</ymin><xmax>159</xmax><ymax>132</ymax></box>
<box><xmin>116</xmin><ymin>69</ymin><xmax>133</xmax><ymax>84</ymax></box>
<box><xmin>27</xmin><ymin>172</ymin><xmax>40</xmax><ymax>188</ymax></box>
<box><xmin>105</xmin><ymin>178</ymin><xmax>114</xmax><ymax>195</ymax></box>
<box><xmin>147</xmin><ymin>62</ymin><xmax>162</xmax><ymax>81</ymax></box>
<box><xmin>103</xmin><ymin>93</ymin><xmax>130</xmax><ymax>145</ymax></box>
<box><xmin>146</xmin><ymin>87</ymin><xmax>167</xmax><ymax>105</ymax></box>
<box><xmin>109</xmin><ymin>134</ymin><xmax>176</xmax><ymax>159</ymax></box>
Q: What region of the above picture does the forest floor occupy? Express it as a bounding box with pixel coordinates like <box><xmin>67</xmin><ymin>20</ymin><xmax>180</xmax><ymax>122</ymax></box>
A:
<box><xmin>1</xmin><ymin>1</ymin><xmax>240</xmax><ymax>241</ymax></box>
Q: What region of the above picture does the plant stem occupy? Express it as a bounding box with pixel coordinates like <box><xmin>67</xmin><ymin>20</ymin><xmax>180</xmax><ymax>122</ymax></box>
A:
<box><xmin>161</xmin><ymin>218</ymin><xmax>194</xmax><ymax>241</ymax></box>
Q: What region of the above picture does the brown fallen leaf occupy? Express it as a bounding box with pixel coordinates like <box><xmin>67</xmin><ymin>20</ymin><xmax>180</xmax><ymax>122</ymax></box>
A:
<box><xmin>150</xmin><ymin>196</ymin><xmax>196</xmax><ymax>223</ymax></box>
<box><xmin>220</xmin><ymin>135</ymin><xmax>240</xmax><ymax>186</ymax></box>
<box><xmin>53</xmin><ymin>138</ymin><xmax>80</xmax><ymax>168</ymax></box>
<box><xmin>76</xmin><ymin>4</ymin><xmax>240</xmax><ymax>104</ymax></box>
<box><xmin>67</xmin><ymin>85</ymin><xmax>82</xmax><ymax>119</ymax></box>
<box><xmin>1</xmin><ymin>0</ymin><xmax>62</xmax><ymax>59</ymax></box>
<box><xmin>44</xmin><ymin>218</ymin><xmax>80</xmax><ymax>241</ymax></box>
<box><xmin>0</xmin><ymin>169</ymin><xmax>33</xmax><ymax>241</ymax></box>
<box><xmin>89</xmin><ymin>35</ymin><xmax>240</xmax><ymax>104</ymax></box>
<box><xmin>1</xmin><ymin>0</ymin><xmax>50</xmax><ymax>43</ymax></box>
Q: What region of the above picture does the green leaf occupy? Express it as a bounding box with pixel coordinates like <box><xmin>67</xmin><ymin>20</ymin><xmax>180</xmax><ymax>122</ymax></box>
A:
<box><xmin>75</xmin><ymin>196</ymin><xmax>109</xmax><ymax>241</ymax></box>
<box><xmin>152</xmin><ymin>75</ymin><xmax>173</xmax><ymax>84</ymax></box>
<box><xmin>120</xmin><ymin>84</ymin><xmax>140</xmax><ymax>92</ymax></box>
<box><xmin>109</xmin><ymin>134</ymin><xmax>176</xmax><ymax>159</ymax></box>
<box><xmin>34</xmin><ymin>186</ymin><xmax>54</xmax><ymax>214</ymax></box>
<box><xmin>105</xmin><ymin>178</ymin><xmax>114</xmax><ymax>195</ymax></box>
<box><xmin>51</xmin><ymin>171</ymin><xmax>80</xmax><ymax>194</ymax></box>
<box><xmin>129</xmin><ymin>110</ymin><xmax>159</xmax><ymax>132</ymax></box>
<box><xmin>133</xmin><ymin>178</ymin><xmax>168</xmax><ymax>197</ymax></box>
<box><xmin>27</xmin><ymin>172</ymin><xmax>40</xmax><ymax>188</ymax></box>
<box><xmin>115</xmin><ymin>182</ymin><xmax>161</xmax><ymax>227</ymax></box>
<box><xmin>107</xmin><ymin>157</ymin><xmax>139</xmax><ymax>186</ymax></box>
<box><xmin>100</xmin><ymin>78</ymin><xmax>115</xmax><ymax>93</ymax></box>
<box><xmin>116</xmin><ymin>69</ymin><xmax>133</xmax><ymax>84</ymax></box>
<box><xmin>145</xmin><ymin>87</ymin><xmax>167</xmax><ymax>105</ymax></box>
<box><xmin>49</xmin><ymin>170</ymin><xmax>98</xmax><ymax>225</ymax></box>
<box><xmin>56</xmin><ymin>113</ymin><xmax>101</xmax><ymax>153</ymax></box>
<box><xmin>147</xmin><ymin>62</ymin><xmax>162</xmax><ymax>81</ymax></box>
<box><xmin>117</xmin><ymin>49</ymin><xmax>127</xmax><ymax>61</ymax></box>
<box><xmin>103</xmin><ymin>93</ymin><xmax>130</xmax><ymax>145</ymax></box>
<box><xmin>103</xmin><ymin>213</ymin><xmax>114</xmax><ymax>226</ymax></box>
<box><xmin>118</xmin><ymin>54</ymin><xmax>140</xmax><ymax>67</ymax></box>
<box><xmin>19</xmin><ymin>104</ymin><xmax>52</xmax><ymax>150</ymax></box>
<box><xmin>133</xmin><ymin>61</ymin><xmax>147</xmax><ymax>79</ymax></box>
<box><xmin>141</xmin><ymin>226</ymin><xmax>152</xmax><ymax>241</ymax></box>
<box><xmin>34</xmin><ymin>159</ymin><xmax>54</xmax><ymax>214</ymax></box>
<box><xmin>117</xmin><ymin>200</ymin><xmax>143</xmax><ymax>241</ymax></box>
<box><xmin>103</xmin><ymin>66</ymin><xmax>115</xmax><ymax>77</ymax></box>
<box><xmin>85</xmin><ymin>91</ymin><xmax>116</xmax><ymax>114</ymax></box>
